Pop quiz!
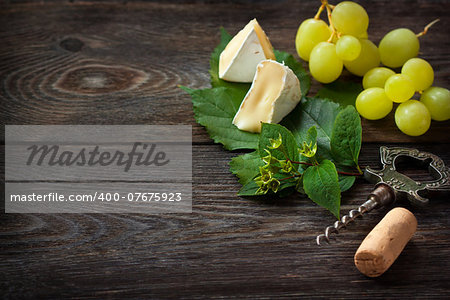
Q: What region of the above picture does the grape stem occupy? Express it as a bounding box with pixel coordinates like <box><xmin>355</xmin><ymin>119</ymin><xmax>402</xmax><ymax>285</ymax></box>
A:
<box><xmin>325</xmin><ymin>3</ymin><xmax>338</xmax><ymax>42</ymax></box>
<box><xmin>279</xmin><ymin>174</ymin><xmax>301</xmax><ymax>181</ymax></box>
<box><xmin>315</xmin><ymin>0</ymin><xmax>338</xmax><ymax>42</ymax></box>
<box><xmin>416</xmin><ymin>19</ymin><xmax>440</xmax><ymax>37</ymax></box>
<box><xmin>314</xmin><ymin>2</ymin><xmax>326</xmax><ymax>20</ymax></box>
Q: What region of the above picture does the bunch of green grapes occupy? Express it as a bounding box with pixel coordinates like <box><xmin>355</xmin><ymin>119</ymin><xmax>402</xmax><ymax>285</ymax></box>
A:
<box><xmin>356</xmin><ymin>59</ymin><xmax>449</xmax><ymax>136</ymax></box>
<box><xmin>295</xmin><ymin>1</ymin><xmax>447</xmax><ymax>137</ymax></box>
<box><xmin>296</xmin><ymin>1</ymin><xmax>438</xmax><ymax>83</ymax></box>
<box><xmin>296</xmin><ymin>1</ymin><xmax>380</xmax><ymax>83</ymax></box>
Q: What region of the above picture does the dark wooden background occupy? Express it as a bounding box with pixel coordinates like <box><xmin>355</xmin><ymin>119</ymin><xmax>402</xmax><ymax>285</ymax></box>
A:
<box><xmin>1</xmin><ymin>0</ymin><xmax>449</xmax><ymax>298</ymax></box>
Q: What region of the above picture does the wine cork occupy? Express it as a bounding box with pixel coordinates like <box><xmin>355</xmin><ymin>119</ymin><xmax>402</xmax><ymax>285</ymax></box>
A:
<box><xmin>354</xmin><ymin>207</ymin><xmax>417</xmax><ymax>277</ymax></box>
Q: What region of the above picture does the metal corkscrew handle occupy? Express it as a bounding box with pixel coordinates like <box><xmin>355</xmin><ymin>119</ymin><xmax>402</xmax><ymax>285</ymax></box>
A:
<box><xmin>316</xmin><ymin>146</ymin><xmax>449</xmax><ymax>245</ymax></box>
<box><xmin>316</xmin><ymin>183</ymin><xmax>395</xmax><ymax>245</ymax></box>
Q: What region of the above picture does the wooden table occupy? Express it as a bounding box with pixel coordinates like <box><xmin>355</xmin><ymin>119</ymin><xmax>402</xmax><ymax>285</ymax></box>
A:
<box><xmin>1</xmin><ymin>0</ymin><xmax>449</xmax><ymax>298</ymax></box>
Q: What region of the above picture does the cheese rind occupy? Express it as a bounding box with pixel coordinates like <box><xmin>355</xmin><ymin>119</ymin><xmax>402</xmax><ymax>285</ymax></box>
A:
<box><xmin>232</xmin><ymin>60</ymin><xmax>301</xmax><ymax>133</ymax></box>
<box><xmin>219</xmin><ymin>19</ymin><xmax>275</xmax><ymax>83</ymax></box>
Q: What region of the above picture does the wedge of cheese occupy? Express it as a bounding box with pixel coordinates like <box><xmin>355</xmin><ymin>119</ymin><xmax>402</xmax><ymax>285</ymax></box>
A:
<box><xmin>219</xmin><ymin>19</ymin><xmax>275</xmax><ymax>83</ymax></box>
<box><xmin>232</xmin><ymin>60</ymin><xmax>301</xmax><ymax>133</ymax></box>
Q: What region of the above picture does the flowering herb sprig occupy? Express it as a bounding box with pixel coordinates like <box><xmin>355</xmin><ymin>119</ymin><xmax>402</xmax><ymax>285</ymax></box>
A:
<box><xmin>235</xmin><ymin>122</ymin><xmax>363</xmax><ymax>218</ymax></box>
<box><xmin>230</xmin><ymin>104</ymin><xmax>363</xmax><ymax>218</ymax></box>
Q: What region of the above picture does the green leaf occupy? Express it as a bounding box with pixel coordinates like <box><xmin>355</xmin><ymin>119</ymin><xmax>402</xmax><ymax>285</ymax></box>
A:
<box><xmin>295</xmin><ymin>175</ymin><xmax>305</xmax><ymax>194</ymax></box>
<box><xmin>282</xmin><ymin>97</ymin><xmax>342</xmax><ymax>161</ymax></box>
<box><xmin>209</xmin><ymin>28</ymin><xmax>251</xmax><ymax>99</ymax></box>
<box><xmin>338</xmin><ymin>175</ymin><xmax>356</xmax><ymax>192</ymax></box>
<box><xmin>303</xmin><ymin>160</ymin><xmax>341</xmax><ymax>218</ymax></box>
<box><xmin>238</xmin><ymin>180</ymin><xmax>261</xmax><ymax>196</ymax></box>
<box><xmin>316</xmin><ymin>80</ymin><xmax>363</xmax><ymax>106</ymax></box>
<box><xmin>277</xmin><ymin>98</ymin><xmax>361</xmax><ymax>197</ymax></box>
<box><xmin>274</xmin><ymin>50</ymin><xmax>310</xmax><ymax>96</ymax></box>
<box><xmin>277</xmin><ymin>186</ymin><xmax>296</xmax><ymax>197</ymax></box>
<box><xmin>331</xmin><ymin>106</ymin><xmax>362</xmax><ymax>168</ymax></box>
<box><xmin>276</xmin><ymin>185</ymin><xmax>297</xmax><ymax>197</ymax></box>
<box><xmin>229</xmin><ymin>151</ymin><xmax>263</xmax><ymax>185</ymax></box>
<box><xmin>258</xmin><ymin>123</ymin><xmax>299</xmax><ymax>163</ymax></box>
<box><xmin>181</xmin><ymin>86</ymin><xmax>258</xmax><ymax>150</ymax></box>
<box><xmin>209</xmin><ymin>28</ymin><xmax>231</xmax><ymax>84</ymax></box>
<box><xmin>305</xmin><ymin>126</ymin><xmax>317</xmax><ymax>146</ymax></box>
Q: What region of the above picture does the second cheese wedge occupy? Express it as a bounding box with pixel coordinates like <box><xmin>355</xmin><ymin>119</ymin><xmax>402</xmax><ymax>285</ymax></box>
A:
<box><xmin>219</xmin><ymin>19</ymin><xmax>275</xmax><ymax>83</ymax></box>
<box><xmin>232</xmin><ymin>60</ymin><xmax>301</xmax><ymax>133</ymax></box>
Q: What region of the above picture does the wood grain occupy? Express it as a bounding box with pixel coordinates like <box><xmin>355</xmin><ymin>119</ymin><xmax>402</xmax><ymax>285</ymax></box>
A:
<box><xmin>0</xmin><ymin>0</ymin><xmax>449</xmax><ymax>142</ymax></box>
<box><xmin>1</xmin><ymin>144</ymin><xmax>450</xmax><ymax>298</ymax></box>
<box><xmin>1</xmin><ymin>0</ymin><xmax>450</xmax><ymax>298</ymax></box>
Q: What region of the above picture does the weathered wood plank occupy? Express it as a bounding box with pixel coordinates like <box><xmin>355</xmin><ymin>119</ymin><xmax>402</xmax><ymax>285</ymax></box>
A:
<box><xmin>1</xmin><ymin>0</ymin><xmax>450</xmax><ymax>298</ymax></box>
<box><xmin>0</xmin><ymin>0</ymin><xmax>449</xmax><ymax>143</ymax></box>
<box><xmin>1</xmin><ymin>144</ymin><xmax>450</xmax><ymax>298</ymax></box>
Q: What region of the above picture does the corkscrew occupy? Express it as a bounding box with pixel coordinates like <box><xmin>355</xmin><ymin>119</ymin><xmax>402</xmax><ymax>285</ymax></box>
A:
<box><xmin>316</xmin><ymin>146</ymin><xmax>450</xmax><ymax>245</ymax></box>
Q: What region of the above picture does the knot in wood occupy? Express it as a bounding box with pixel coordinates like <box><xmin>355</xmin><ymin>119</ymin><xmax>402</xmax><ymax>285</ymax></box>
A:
<box><xmin>55</xmin><ymin>64</ymin><xmax>148</xmax><ymax>95</ymax></box>
<box><xmin>59</xmin><ymin>38</ymin><xmax>84</xmax><ymax>52</ymax></box>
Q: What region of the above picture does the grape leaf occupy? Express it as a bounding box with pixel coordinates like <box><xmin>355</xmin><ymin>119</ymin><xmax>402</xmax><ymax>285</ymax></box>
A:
<box><xmin>282</xmin><ymin>97</ymin><xmax>362</xmax><ymax>171</ymax></box>
<box><xmin>274</xmin><ymin>50</ymin><xmax>310</xmax><ymax>96</ymax></box>
<box><xmin>316</xmin><ymin>80</ymin><xmax>363</xmax><ymax>106</ymax></box>
<box><xmin>331</xmin><ymin>106</ymin><xmax>362</xmax><ymax>169</ymax></box>
<box><xmin>180</xmin><ymin>86</ymin><xmax>258</xmax><ymax>150</ymax></box>
<box><xmin>303</xmin><ymin>159</ymin><xmax>341</xmax><ymax>218</ymax></box>
<box><xmin>258</xmin><ymin>123</ymin><xmax>299</xmax><ymax>163</ymax></box>
<box><xmin>209</xmin><ymin>27</ymin><xmax>250</xmax><ymax>100</ymax></box>
<box><xmin>282</xmin><ymin>97</ymin><xmax>342</xmax><ymax>161</ymax></box>
<box><xmin>229</xmin><ymin>151</ymin><xmax>263</xmax><ymax>185</ymax></box>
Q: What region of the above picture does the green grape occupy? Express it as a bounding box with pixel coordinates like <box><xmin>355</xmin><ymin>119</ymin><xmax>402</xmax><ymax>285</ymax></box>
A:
<box><xmin>331</xmin><ymin>1</ymin><xmax>369</xmax><ymax>36</ymax></box>
<box><xmin>355</xmin><ymin>87</ymin><xmax>393</xmax><ymax>120</ymax></box>
<box><xmin>336</xmin><ymin>35</ymin><xmax>361</xmax><ymax>61</ymax></box>
<box><xmin>420</xmin><ymin>87</ymin><xmax>450</xmax><ymax>121</ymax></box>
<box><xmin>379</xmin><ymin>28</ymin><xmax>419</xmax><ymax>68</ymax></box>
<box><xmin>358</xmin><ymin>31</ymin><xmax>368</xmax><ymax>39</ymax></box>
<box><xmin>344</xmin><ymin>39</ymin><xmax>380</xmax><ymax>76</ymax></box>
<box><xmin>295</xmin><ymin>18</ymin><xmax>331</xmax><ymax>61</ymax></box>
<box><xmin>401</xmin><ymin>58</ymin><xmax>434</xmax><ymax>91</ymax></box>
<box><xmin>384</xmin><ymin>74</ymin><xmax>415</xmax><ymax>103</ymax></box>
<box><xmin>395</xmin><ymin>100</ymin><xmax>431</xmax><ymax>136</ymax></box>
<box><xmin>362</xmin><ymin>67</ymin><xmax>395</xmax><ymax>89</ymax></box>
<box><xmin>309</xmin><ymin>42</ymin><xmax>343</xmax><ymax>83</ymax></box>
